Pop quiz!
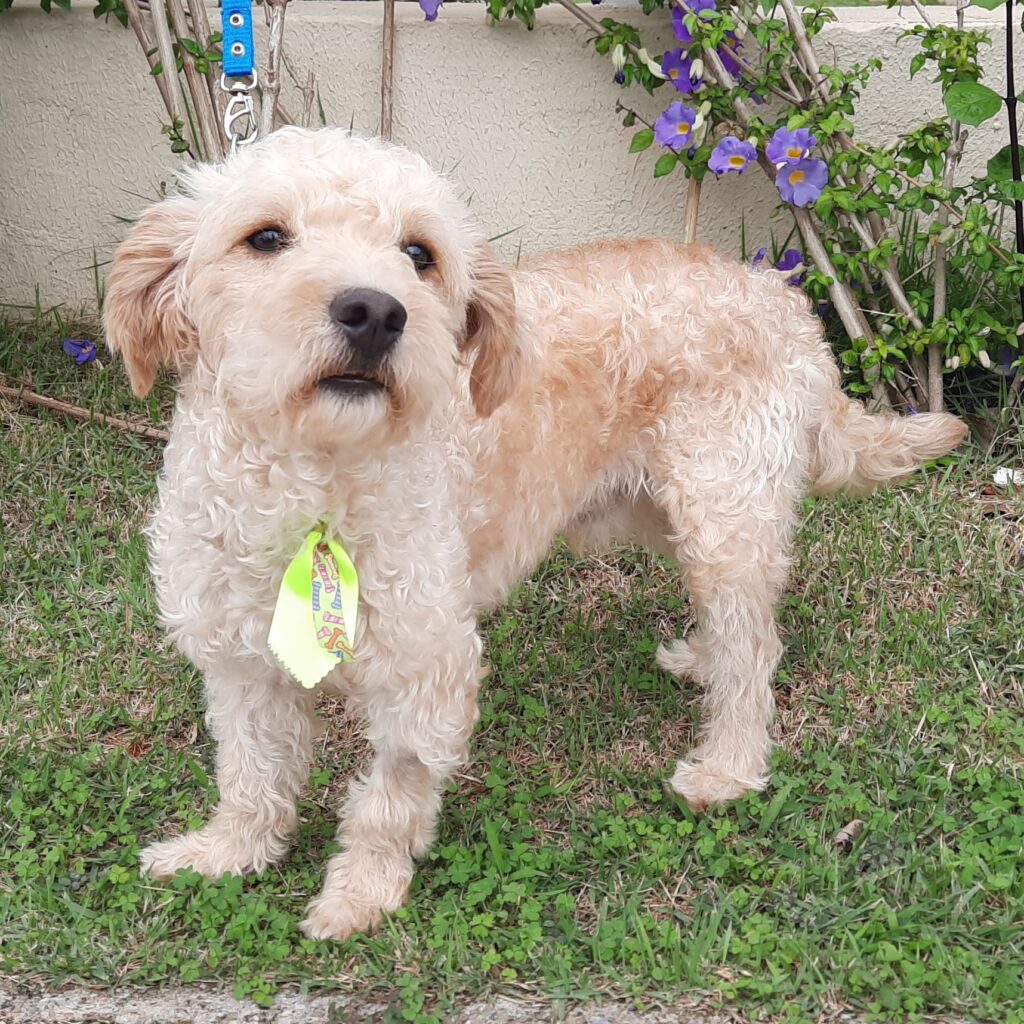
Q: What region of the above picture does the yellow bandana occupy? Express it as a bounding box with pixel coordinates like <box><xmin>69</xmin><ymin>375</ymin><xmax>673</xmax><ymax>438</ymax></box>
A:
<box><xmin>268</xmin><ymin>527</ymin><xmax>358</xmax><ymax>688</ymax></box>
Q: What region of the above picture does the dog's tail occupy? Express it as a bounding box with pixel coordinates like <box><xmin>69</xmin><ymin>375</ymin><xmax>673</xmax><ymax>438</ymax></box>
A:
<box><xmin>810</xmin><ymin>390</ymin><xmax>968</xmax><ymax>496</ymax></box>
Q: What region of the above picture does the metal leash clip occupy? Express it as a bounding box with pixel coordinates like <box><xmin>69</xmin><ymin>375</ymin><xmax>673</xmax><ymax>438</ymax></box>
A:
<box><xmin>221</xmin><ymin>72</ymin><xmax>259</xmax><ymax>153</ymax></box>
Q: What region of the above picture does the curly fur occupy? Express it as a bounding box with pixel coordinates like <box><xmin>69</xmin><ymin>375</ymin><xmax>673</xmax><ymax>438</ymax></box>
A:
<box><xmin>104</xmin><ymin>127</ymin><xmax>967</xmax><ymax>941</ymax></box>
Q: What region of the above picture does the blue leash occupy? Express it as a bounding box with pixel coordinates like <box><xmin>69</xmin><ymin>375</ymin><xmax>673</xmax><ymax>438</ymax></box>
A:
<box><xmin>220</xmin><ymin>0</ymin><xmax>258</xmax><ymax>151</ymax></box>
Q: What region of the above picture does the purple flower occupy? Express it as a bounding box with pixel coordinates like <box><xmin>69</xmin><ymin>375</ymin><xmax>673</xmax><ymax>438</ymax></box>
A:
<box><xmin>672</xmin><ymin>0</ymin><xmax>715</xmax><ymax>45</ymax></box>
<box><xmin>717</xmin><ymin>33</ymin><xmax>742</xmax><ymax>78</ymax></box>
<box><xmin>751</xmin><ymin>247</ymin><xmax>768</xmax><ymax>266</ymax></box>
<box><xmin>708</xmin><ymin>135</ymin><xmax>756</xmax><ymax>175</ymax></box>
<box><xmin>418</xmin><ymin>0</ymin><xmax>442</xmax><ymax>21</ymax></box>
<box><xmin>766</xmin><ymin>126</ymin><xmax>817</xmax><ymax>165</ymax></box>
<box><xmin>654</xmin><ymin>102</ymin><xmax>698</xmax><ymax>152</ymax></box>
<box><xmin>661</xmin><ymin>49</ymin><xmax>702</xmax><ymax>94</ymax></box>
<box><xmin>776</xmin><ymin>158</ymin><xmax>828</xmax><ymax>207</ymax></box>
<box><xmin>614</xmin><ymin>70</ymin><xmax>625</xmax><ymax>84</ymax></box>
<box><xmin>775</xmin><ymin>249</ymin><xmax>803</xmax><ymax>272</ymax></box>
<box><xmin>63</xmin><ymin>338</ymin><xmax>96</xmax><ymax>365</ymax></box>
<box><xmin>775</xmin><ymin>248</ymin><xmax>806</xmax><ymax>286</ymax></box>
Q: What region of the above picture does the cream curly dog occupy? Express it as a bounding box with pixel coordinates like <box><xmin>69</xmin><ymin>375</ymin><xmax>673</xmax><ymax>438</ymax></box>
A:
<box><xmin>104</xmin><ymin>127</ymin><xmax>966</xmax><ymax>940</ymax></box>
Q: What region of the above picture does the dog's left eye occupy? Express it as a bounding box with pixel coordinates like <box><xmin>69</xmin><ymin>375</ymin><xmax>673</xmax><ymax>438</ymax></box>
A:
<box><xmin>247</xmin><ymin>228</ymin><xmax>288</xmax><ymax>253</ymax></box>
<box><xmin>402</xmin><ymin>243</ymin><xmax>435</xmax><ymax>273</ymax></box>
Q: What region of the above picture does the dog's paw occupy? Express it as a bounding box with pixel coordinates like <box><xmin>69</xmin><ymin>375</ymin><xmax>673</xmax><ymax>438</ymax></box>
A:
<box><xmin>300</xmin><ymin>854</ymin><xmax>413</xmax><ymax>942</ymax></box>
<box><xmin>669</xmin><ymin>759</ymin><xmax>766</xmax><ymax>813</ymax></box>
<box><xmin>140</xmin><ymin>826</ymin><xmax>282</xmax><ymax>881</ymax></box>
<box><xmin>299</xmin><ymin>893</ymin><xmax>388</xmax><ymax>942</ymax></box>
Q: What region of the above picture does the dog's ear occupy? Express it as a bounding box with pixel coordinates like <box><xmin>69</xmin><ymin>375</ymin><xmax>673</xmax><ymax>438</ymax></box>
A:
<box><xmin>104</xmin><ymin>198</ymin><xmax>199</xmax><ymax>397</ymax></box>
<box><xmin>460</xmin><ymin>244</ymin><xmax>521</xmax><ymax>417</ymax></box>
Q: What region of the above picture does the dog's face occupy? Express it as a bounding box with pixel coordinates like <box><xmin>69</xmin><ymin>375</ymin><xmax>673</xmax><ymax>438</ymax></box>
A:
<box><xmin>104</xmin><ymin>128</ymin><xmax>520</xmax><ymax>448</ymax></box>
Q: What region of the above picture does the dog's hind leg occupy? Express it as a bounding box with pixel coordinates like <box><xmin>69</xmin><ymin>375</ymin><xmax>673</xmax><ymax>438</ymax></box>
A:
<box><xmin>140</xmin><ymin>662</ymin><xmax>316</xmax><ymax>879</ymax></box>
<box><xmin>300</xmin><ymin>627</ymin><xmax>483</xmax><ymax>942</ymax></box>
<box><xmin>649</xmin><ymin>416</ymin><xmax>804</xmax><ymax>812</ymax></box>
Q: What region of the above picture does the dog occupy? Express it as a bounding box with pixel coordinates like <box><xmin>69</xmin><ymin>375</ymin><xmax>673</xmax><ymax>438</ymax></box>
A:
<box><xmin>103</xmin><ymin>126</ymin><xmax>966</xmax><ymax>940</ymax></box>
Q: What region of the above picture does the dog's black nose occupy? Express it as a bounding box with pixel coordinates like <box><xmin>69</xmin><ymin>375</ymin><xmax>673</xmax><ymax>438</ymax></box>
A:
<box><xmin>330</xmin><ymin>288</ymin><xmax>407</xmax><ymax>361</ymax></box>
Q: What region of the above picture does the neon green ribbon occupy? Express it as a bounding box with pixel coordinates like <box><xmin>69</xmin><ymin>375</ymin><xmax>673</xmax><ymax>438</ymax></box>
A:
<box><xmin>267</xmin><ymin>527</ymin><xmax>359</xmax><ymax>688</ymax></box>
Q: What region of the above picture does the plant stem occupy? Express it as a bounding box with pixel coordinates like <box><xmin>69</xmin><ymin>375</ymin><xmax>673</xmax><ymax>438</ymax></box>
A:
<box><xmin>380</xmin><ymin>0</ymin><xmax>396</xmax><ymax>140</ymax></box>
<box><xmin>1005</xmin><ymin>0</ymin><xmax>1024</xmax><ymax>323</ymax></box>
<box><xmin>261</xmin><ymin>0</ymin><xmax>290</xmax><ymax>138</ymax></box>
<box><xmin>187</xmin><ymin>0</ymin><xmax>227</xmax><ymax>154</ymax></box>
<box><xmin>122</xmin><ymin>0</ymin><xmax>176</xmax><ymax>125</ymax></box>
<box><xmin>149</xmin><ymin>0</ymin><xmax>198</xmax><ymax>157</ymax></box>
<box><xmin>683</xmin><ymin>175</ymin><xmax>701</xmax><ymax>243</ymax></box>
<box><xmin>0</xmin><ymin>384</ymin><xmax>169</xmax><ymax>442</ymax></box>
<box><xmin>166</xmin><ymin>0</ymin><xmax>219</xmax><ymax>159</ymax></box>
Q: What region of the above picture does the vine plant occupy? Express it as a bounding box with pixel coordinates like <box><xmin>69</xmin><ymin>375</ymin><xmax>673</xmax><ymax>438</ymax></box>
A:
<box><xmin>487</xmin><ymin>0</ymin><xmax>1024</xmax><ymax>424</ymax></box>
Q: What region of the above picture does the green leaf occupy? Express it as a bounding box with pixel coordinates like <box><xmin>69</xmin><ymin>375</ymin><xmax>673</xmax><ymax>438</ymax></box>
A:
<box><xmin>996</xmin><ymin>180</ymin><xmax>1024</xmax><ymax>200</ymax></box>
<box><xmin>971</xmin><ymin>0</ymin><xmax>1002</xmax><ymax>9</ymax></box>
<box><xmin>653</xmin><ymin>152</ymin><xmax>678</xmax><ymax>178</ymax></box>
<box><xmin>943</xmin><ymin>81</ymin><xmax>1002</xmax><ymax>126</ymax></box>
<box><xmin>987</xmin><ymin>144</ymin><xmax>1024</xmax><ymax>181</ymax></box>
<box><xmin>629</xmin><ymin>129</ymin><xmax>654</xmax><ymax>153</ymax></box>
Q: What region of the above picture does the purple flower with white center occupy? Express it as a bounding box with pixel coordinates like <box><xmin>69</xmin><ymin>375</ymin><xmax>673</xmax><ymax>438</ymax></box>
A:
<box><xmin>766</xmin><ymin>126</ymin><xmax>817</xmax><ymax>165</ymax></box>
<box><xmin>776</xmin><ymin>158</ymin><xmax>828</xmax><ymax>207</ymax></box>
<box><xmin>654</xmin><ymin>102</ymin><xmax>698</xmax><ymax>152</ymax></box>
<box><xmin>672</xmin><ymin>0</ymin><xmax>715</xmax><ymax>45</ymax></box>
<box><xmin>775</xmin><ymin>248</ymin><xmax>805</xmax><ymax>286</ymax></box>
<box><xmin>661</xmin><ymin>49</ymin><xmax>702</xmax><ymax>94</ymax></box>
<box><xmin>418</xmin><ymin>0</ymin><xmax>442</xmax><ymax>21</ymax></box>
<box><xmin>63</xmin><ymin>337</ymin><xmax>96</xmax><ymax>365</ymax></box>
<box><xmin>708</xmin><ymin>135</ymin><xmax>756</xmax><ymax>175</ymax></box>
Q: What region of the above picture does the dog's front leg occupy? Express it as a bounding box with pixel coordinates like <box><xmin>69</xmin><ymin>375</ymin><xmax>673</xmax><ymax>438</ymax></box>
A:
<box><xmin>141</xmin><ymin>659</ymin><xmax>315</xmax><ymax>880</ymax></box>
<box><xmin>300</xmin><ymin>631</ymin><xmax>482</xmax><ymax>941</ymax></box>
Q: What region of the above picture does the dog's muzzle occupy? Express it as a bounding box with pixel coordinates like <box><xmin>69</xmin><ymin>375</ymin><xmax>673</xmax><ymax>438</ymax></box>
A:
<box><xmin>319</xmin><ymin>288</ymin><xmax>406</xmax><ymax>398</ymax></box>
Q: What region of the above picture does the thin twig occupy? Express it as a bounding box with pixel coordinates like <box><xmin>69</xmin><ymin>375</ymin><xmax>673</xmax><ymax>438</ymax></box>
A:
<box><xmin>261</xmin><ymin>0</ymin><xmax>290</xmax><ymax>138</ymax></box>
<box><xmin>683</xmin><ymin>175</ymin><xmax>701</xmax><ymax>244</ymax></box>
<box><xmin>148</xmin><ymin>0</ymin><xmax>198</xmax><ymax>156</ymax></box>
<box><xmin>908</xmin><ymin>0</ymin><xmax>936</xmax><ymax>31</ymax></box>
<box><xmin>166</xmin><ymin>0</ymin><xmax>219</xmax><ymax>159</ymax></box>
<box><xmin>122</xmin><ymin>0</ymin><xmax>176</xmax><ymax>124</ymax></box>
<box><xmin>380</xmin><ymin>0</ymin><xmax>396</xmax><ymax>140</ymax></box>
<box><xmin>0</xmin><ymin>385</ymin><xmax>169</xmax><ymax>442</ymax></box>
<box><xmin>186</xmin><ymin>0</ymin><xmax>227</xmax><ymax>155</ymax></box>
<box><xmin>847</xmin><ymin>141</ymin><xmax>1011</xmax><ymax>266</ymax></box>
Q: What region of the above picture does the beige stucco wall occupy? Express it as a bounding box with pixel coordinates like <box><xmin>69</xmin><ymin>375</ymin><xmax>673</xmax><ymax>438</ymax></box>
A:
<box><xmin>0</xmin><ymin>1</ymin><xmax>1011</xmax><ymax>306</ymax></box>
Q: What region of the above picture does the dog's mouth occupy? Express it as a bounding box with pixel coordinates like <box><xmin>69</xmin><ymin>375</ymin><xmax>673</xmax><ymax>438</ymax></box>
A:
<box><xmin>317</xmin><ymin>373</ymin><xmax>388</xmax><ymax>398</ymax></box>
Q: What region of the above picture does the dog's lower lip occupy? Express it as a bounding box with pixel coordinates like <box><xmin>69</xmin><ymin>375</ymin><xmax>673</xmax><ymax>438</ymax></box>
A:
<box><xmin>318</xmin><ymin>374</ymin><xmax>386</xmax><ymax>396</ymax></box>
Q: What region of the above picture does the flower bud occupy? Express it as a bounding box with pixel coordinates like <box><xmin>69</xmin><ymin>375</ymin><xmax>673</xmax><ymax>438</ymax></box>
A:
<box><xmin>611</xmin><ymin>43</ymin><xmax>626</xmax><ymax>72</ymax></box>
<box><xmin>637</xmin><ymin>47</ymin><xmax>667</xmax><ymax>79</ymax></box>
<box><xmin>690</xmin><ymin>58</ymin><xmax>704</xmax><ymax>80</ymax></box>
<box><xmin>979</xmin><ymin>349</ymin><xmax>992</xmax><ymax>368</ymax></box>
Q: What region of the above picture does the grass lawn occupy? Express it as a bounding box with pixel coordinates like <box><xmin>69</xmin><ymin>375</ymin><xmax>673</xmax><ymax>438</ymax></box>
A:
<box><xmin>1</xmin><ymin>312</ymin><xmax>1023</xmax><ymax>1023</ymax></box>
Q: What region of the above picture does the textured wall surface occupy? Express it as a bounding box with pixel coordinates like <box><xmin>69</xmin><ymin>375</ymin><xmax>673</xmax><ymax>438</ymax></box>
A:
<box><xmin>0</xmin><ymin>2</ymin><xmax>1011</xmax><ymax>305</ymax></box>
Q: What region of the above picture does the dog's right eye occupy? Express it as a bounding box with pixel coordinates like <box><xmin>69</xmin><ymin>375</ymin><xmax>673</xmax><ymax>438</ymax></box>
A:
<box><xmin>246</xmin><ymin>228</ymin><xmax>287</xmax><ymax>253</ymax></box>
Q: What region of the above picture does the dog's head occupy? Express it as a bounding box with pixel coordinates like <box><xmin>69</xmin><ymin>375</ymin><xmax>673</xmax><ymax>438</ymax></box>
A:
<box><xmin>104</xmin><ymin>128</ymin><xmax>521</xmax><ymax>448</ymax></box>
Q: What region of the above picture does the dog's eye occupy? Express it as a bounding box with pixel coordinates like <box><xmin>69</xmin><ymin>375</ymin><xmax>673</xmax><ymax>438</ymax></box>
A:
<box><xmin>402</xmin><ymin>243</ymin><xmax>434</xmax><ymax>273</ymax></box>
<box><xmin>247</xmin><ymin>228</ymin><xmax>288</xmax><ymax>253</ymax></box>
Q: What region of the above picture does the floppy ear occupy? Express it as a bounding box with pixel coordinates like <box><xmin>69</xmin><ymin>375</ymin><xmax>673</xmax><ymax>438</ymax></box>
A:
<box><xmin>459</xmin><ymin>244</ymin><xmax>521</xmax><ymax>417</ymax></box>
<box><xmin>103</xmin><ymin>198</ymin><xmax>198</xmax><ymax>397</ymax></box>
